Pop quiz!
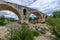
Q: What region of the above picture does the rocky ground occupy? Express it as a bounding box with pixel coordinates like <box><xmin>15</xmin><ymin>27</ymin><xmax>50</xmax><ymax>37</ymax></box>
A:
<box><xmin>0</xmin><ymin>22</ymin><xmax>21</xmax><ymax>40</ymax></box>
<box><xmin>0</xmin><ymin>22</ymin><xmax>52</xmax><ymax>40</ymax></box>
<box><xmin>35</xmin><ymin>35</ymin><xmax>51</xmax><ymax>40</ymax></box>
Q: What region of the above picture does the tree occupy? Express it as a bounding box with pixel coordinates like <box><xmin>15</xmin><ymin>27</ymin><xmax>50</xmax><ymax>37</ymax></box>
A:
<box><xmin>53</xmin><ymin>11</ymin><xmax>60</xmax><ymax>18</ymax></box>
<box><xmin>29</xmin><ymin>17</ymin><xmax>32</xmax><ymax>21</ymax></box>
<box><xmin>0</xmin><ymin>16</ymin><xmax>6</xmax><ymax>26</ymax></box>
<box><xmin>33</xmin><ymin>17</ymin><xmax>37</xmax><ymax>20</ymax></box>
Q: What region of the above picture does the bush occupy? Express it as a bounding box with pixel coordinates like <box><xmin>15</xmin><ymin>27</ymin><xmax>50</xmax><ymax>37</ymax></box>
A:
<box><xmin>0</xmin><ymin>16</ymin><xmax>6</xmax><ymax>26</ymax></box>
<box><xmin>46</xmin><ymin>17</ymin><xmax>60</xmax><ymax>40</ymax></box>
<box><xmin>8</xmin><ymin>23</ymin><xmax>34</xmax><ymax>40</ymax></box>
<box><xmin>53</xmin><ymin>11</ymin><xmax>60</xmax><ymax>18</ymax></box>
<box><xmin>32</xmin><ymin>30</ymin><xmax>40</xmax><ymax>37</ymax></box>
<box><xmin>0</xmin><ymin>38</ymin><xmax>2</xmax><ymax>40</ymax></box>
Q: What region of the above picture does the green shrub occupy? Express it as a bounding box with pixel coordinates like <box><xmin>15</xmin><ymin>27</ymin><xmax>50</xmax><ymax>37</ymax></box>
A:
<box><xmin>53</xmin><ymin>11</ymin><xmax>60</xmax><ymax>18</ymax></box>
<box><xmin>0</xmin><ymin>16</ymin><xmax>6</xmax><ymax>26</ymax></box>
<box><xmin>52</xmin><ymin>24</ymin><xmax>60</xmax><ymax>38</ymax></box>
<box><xmin>53</xmin><ymin>37</ymin><xmax>60</xmax><ymax>40</ymax></box>
<box><xmin>8</xmin><ymin>23</ymin><xmax>34</xmax><ymax>40</ymax></box>
<box><xmin>46</xmin><ymin>17</ymin><xmax>60</xmax><ymax>40</ymax></box>
<box><xmin>0</xmin><ymin>38</ymin><xmax>2</xmax><ymax>40</ymax></box>
<box><xmin>32</xmin><ymin>30</ymin><xmax>40</xmax><ymax>37</ymax></box>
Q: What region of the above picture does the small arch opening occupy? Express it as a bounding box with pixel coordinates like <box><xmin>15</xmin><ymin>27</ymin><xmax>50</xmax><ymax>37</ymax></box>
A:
<box><xmin>23</xmin><ymin>9</ymin><xmax>27</xmax><ymax>15</ymax></box>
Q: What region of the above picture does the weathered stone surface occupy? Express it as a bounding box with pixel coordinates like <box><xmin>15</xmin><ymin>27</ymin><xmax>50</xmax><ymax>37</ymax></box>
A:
<box><xmin>0</xmin><ymin>1</ymin><xmax>47</xmax><ymax>23</ymax></box>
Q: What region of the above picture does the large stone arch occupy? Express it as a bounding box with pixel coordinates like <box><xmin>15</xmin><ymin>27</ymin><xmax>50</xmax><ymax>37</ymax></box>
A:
<box><xmin>32</xmin><ymin>12</ymin><xmax>43</xmax><ymax>23</ymax></box>
<box><xmin>0</xmin><ymin>4</ymin><xmax>21</xmax><ymax>23</ymax></box>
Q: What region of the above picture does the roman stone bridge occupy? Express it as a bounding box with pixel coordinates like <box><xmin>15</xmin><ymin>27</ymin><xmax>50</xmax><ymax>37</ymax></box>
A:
<box><xmin>0</xmin><ymin>1</ymin><xmax>47</xmax><ymax>24</ymax></box>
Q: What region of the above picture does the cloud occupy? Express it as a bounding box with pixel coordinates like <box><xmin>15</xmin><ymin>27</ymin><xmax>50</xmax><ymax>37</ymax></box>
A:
<box><xmin>27</xmin><ymin>0</ymin><xmax>60</xmax><ymax>15</ymax></box>
<box><xmin>3</xmin><ymin>0</ymin><xmax>36</xmax><ymax>6</ymax></box>
<box><xmin>2</xmin><ymin>0</ymin><xmax>60</xmax><ymax>16</ymax></box>
<box><xmin>29</xmin><ymin>14</ymin><xmax>36</xmax><ymax>17</ymax></box>
<box><xmin>0</xmin><ymin>10</ymin><xmax>19</xmax><ymax>20</ymax></box>
<box><xmin>19</xmin><ymin>0</ymin><xmax>36</xmax><ymax>6</ymax></box>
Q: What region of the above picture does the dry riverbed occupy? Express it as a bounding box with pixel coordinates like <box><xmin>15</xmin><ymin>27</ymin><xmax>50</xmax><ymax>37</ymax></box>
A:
<box><xmin>0</xmin><ymin>22</ymin><xmax>51</xmax><ymax>40</ymax></box>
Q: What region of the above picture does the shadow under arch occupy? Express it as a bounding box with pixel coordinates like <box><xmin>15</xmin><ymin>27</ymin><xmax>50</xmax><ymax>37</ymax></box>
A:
<box><xmin>0</xmin><ymin>4</ymin><xmax>21</xmax><ymax>23</ymax></box>
<box><xmin>32</xmin><ymin>11</ymin><xmax>42</xmax><ymax>23</ymax></box>
<box><xmin>23</xmin><ymin>8</ymin><xmax>27</xmax><ymax>15</ymax></box>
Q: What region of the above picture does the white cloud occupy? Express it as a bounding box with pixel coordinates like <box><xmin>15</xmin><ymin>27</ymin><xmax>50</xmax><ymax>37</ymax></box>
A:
<box><xmin>29</xmin><ymin>14</ymin><xmax>36</xmax><ymax>17</ymax></box>
<box><xmin>3</xmin><ymin>0</ymin><xmax>36</xmax><ymax>6</ymax></box>
<box><xmin>2</xmin><ymin>0</ymin><xmax>60</xmax><ymax>16</ymax></box>
<box><xmin>0</xmin><ymin>10</ymin><xmax>19</xmax><ymax>20</ymax></box>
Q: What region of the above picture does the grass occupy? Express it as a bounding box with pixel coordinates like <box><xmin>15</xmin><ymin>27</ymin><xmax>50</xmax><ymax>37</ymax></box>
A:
<box><xmin>46</xmin><ymin>17</ymin><xmax>60</xmax><ymax>40</ymax></box>
<box><xmin>8</xmin><ymin>23</ymin><xmax>34</xmax><ymax>40</ymax></box>
<box><xmin>32</xmin><ymin>30</ymin><xmax>40</xmax><ymax>37</ymax></box>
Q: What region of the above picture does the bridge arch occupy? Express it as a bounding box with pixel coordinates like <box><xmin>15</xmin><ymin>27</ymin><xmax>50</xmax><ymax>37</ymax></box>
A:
<box><xmin>31</xmin><ymin>11</ymin><xmax>43</xmax><ymax>23</ymax></box>
<box><xmin>0</xmin><ymin>4</ymin><xmax>21</xmax><ymax>23</ymax></box>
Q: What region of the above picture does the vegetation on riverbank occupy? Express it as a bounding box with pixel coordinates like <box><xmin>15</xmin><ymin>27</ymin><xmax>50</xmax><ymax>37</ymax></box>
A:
<box><xmin>46</xmin><ymin>11</ymin><xmax>60</xmax><ymax>40</ymax></box>
<box><xmin>8</xmin><ymin>23</ymin><xmax>40</xmax><ymax>40</ymax></box>
<box><xmin>0</xmin><ymin>16</ymin><xmax>6</xmax><ymax>26</ymax></box>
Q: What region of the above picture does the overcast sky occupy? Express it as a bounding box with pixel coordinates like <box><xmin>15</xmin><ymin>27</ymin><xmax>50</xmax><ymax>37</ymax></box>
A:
<box><xmin>3</xmin><ymin>0</ymin><xmax>60</xmax><ymax>14</ymax></box>
<box><xmin>0</xmin><ymin>10</ymin><xmax>19</xmax><ymax>20</ymax></box>
<box><xmin>0</xmin><ymin>0</ymin><xmax>60</xmax><ymax>19</ymax></box>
